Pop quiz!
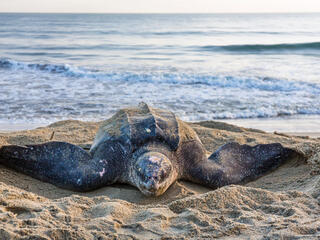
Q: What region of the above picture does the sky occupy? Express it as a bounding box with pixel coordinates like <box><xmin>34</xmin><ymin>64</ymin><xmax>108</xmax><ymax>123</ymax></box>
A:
<box><xmin>1</xmin><ymin>0</ymin><xmax>320</xmax><ymax>13</ymax></box>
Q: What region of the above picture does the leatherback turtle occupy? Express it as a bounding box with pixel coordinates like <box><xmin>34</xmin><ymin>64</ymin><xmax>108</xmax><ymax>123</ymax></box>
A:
<box><xmin>0</xmin><ymin>103</ymin><xmax>295</xmax><ymax>196</ymax></box>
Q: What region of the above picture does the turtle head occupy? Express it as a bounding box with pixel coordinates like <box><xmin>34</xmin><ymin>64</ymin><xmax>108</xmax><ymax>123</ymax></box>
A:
<box><xmin>134</xmin><ymin>151</ymin><xmax>173</xmax><ymax>196</ymax></box>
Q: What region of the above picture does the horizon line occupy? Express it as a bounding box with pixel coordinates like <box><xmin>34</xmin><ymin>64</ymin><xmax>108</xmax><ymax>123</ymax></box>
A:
<box><xmin>0</xmin><ymin>11</ymin><xmax>320</xmax><ymax>14</ymax></box>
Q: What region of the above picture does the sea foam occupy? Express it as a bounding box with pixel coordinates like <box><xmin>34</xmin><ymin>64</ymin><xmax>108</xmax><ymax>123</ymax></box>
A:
<box><xmin>1</xmin><ymin>58</ymin><xmax>320</xmax><ymax>124</ymax></box>
<box><xmin>1</xmin><ymin>59</ymin><xmax>319</xmax><ymax>93</ymax></box>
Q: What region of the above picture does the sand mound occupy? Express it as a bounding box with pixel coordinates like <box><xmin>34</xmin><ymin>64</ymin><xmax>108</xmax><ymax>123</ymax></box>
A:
<box><xmin>0</xmin><ymin>120</ymin><xmax>319</xmax><ymax>239</ymax></box>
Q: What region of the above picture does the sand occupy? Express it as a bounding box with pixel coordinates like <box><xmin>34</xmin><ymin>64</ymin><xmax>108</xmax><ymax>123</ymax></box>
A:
<box><xmin>0</xmin><ymin>120</ymin><xmax>319</xmax><ymax>239</ymax></box>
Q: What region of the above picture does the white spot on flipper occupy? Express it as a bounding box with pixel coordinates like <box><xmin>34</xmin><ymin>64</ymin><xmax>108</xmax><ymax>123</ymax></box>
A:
<box><xmin>77</xmin><ymin>178</ymin><xmax>81</xmax><ymax>185</ymax></box>
<box><xmin>99</xmin><ymin>168</ymin><xmax>106</xmax><ymax>177</ymax></box>
<box><xmin>145</xmin><ymin>128</ymin><xmax>151</xmax><ymax>133</ymax></box>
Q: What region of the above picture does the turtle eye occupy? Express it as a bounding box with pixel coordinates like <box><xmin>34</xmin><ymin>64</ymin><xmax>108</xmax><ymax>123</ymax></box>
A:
<box><xmin>160</xmin><ymin>170</ymin><xmax>168</xmax><ymax>182</ymax></box>
<box><xmin>137</xmin><ymin>169</ymin><xmax>146</xmax><ymax>180</ymax></box>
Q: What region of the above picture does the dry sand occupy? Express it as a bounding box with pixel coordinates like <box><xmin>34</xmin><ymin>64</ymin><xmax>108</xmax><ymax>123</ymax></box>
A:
<box><xmin>0</xmin><ymin>120</ymin><xmax>319</xmax><ymax>239</ymax></box>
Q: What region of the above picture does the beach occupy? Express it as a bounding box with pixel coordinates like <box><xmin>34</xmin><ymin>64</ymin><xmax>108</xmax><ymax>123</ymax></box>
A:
<box><xmin>0</xmin><ymin>12</ymin><xmax>320</xmax><ymax>239</ymax></box>
<box><xmin>0</xmin><ymin>119</ymin><xmax>319</xmax><ymax>239</ymax></box>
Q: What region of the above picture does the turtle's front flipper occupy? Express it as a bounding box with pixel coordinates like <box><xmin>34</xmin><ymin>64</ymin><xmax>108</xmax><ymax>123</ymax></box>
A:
<box><xmin>0</xmin><ymin>141</ymin><xmax>120</xmax><ymax>191</ymax></box>
<box><xmin>187</xmin><ymin>142</ymin><xmax>296</xmax><ymax>189</ymax></box>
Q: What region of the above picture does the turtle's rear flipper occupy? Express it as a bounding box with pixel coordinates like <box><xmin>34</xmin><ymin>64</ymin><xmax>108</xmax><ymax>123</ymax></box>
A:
<box><xmin>188</xmin><ymin>142</ymin><xmax>296</xmax><ymax>189</ymax></box>
<box><xmin>0</xmin><ymin>142</ymin><xmax>114</xmax><ymax>191</ymax></box>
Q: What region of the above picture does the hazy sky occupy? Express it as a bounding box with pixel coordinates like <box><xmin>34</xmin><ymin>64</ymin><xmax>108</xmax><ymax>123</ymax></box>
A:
<box><xmin>1</xmin><ymin>0</ymin><xmax>320</xmax><ymax>13</ymax></box>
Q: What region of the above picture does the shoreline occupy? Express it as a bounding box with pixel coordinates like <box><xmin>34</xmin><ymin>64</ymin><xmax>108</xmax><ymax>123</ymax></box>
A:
<box><xmin>1</xmin><ymin>116</ymin><xmax>320</xmax><ymax>138</ymax></box>
<box><xmin>219</xmin><ymin>115</ymin><xmax>320</xmax><ymax>138</ymax></box>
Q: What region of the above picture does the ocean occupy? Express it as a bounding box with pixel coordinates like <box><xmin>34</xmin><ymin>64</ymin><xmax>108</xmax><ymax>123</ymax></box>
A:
<box><xmin>1</xmin><ymin>13</ymin><xmax>320</xmax><ymax>131</ymax></box>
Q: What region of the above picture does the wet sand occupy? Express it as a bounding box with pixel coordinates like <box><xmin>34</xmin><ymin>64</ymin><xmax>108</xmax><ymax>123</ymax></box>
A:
<box><xmin>222</xmin><ymin>115</ymin><xmax>320</xmax><ymax>135</ymax></box>
<box><xmin>0</xmin><ymin>120</ymin><xmax>319</xmax><ymax>239</ymax></box>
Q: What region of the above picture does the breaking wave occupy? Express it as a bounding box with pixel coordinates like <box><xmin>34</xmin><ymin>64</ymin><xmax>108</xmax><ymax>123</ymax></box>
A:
<box><xmin>1</xmin><ymin>58</ymin><xmax>320</xmax><ymax>94</ymax></box>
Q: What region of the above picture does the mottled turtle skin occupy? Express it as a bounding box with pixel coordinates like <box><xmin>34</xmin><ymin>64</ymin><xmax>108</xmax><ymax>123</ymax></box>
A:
<box><xmin>0</xmin><ymin>103</ymin><xmax>295</xmax><ymax>196</ymax></box>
